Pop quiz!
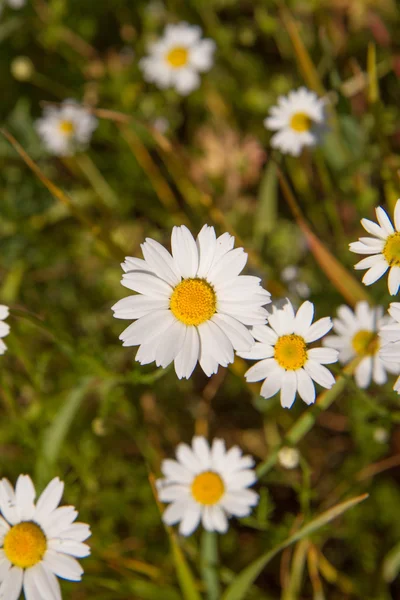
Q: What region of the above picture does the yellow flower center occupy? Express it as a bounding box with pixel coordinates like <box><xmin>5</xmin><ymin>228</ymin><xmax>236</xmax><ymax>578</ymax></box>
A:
<box><xmin>383</xmin><ymin>232</ymin><xmax>400</xmax><ymax>266</ymax></box>
<box><xmin>4</xmin><ymin>522</ymin><xmax>47</xmax><ymax>569</ymax></box>
<box><xmin>166</xmin><ymin>46</ymin><xmax>189</xmax><ymax>68</ymax></box>
<box><xmin>170</xmin><ymin>278</ymin><xmax>216</xmax><ymax>326</ymax></box>
<box><xmin>274</xmin><ymin>334</ymin><xmax>308</xmax><ymax>370</ymax></box>
<box><xmin>59</xmin><ymin>120</ymin><xmax>75</xmax><ymax>136</ymax></box>
<box><xmin>290</xmin><ymin>112</ymin><xmax>312</xmax><ymax>133</ymax></box>
<box><xmin>351</xmin><ymin>330</ymin><xmax>379</xmax><ymax>356</ymax></box>
<box><xmin>191</xmin><ymin>471</ymin><xmax>225</xmax><ymax>505</ymax></box>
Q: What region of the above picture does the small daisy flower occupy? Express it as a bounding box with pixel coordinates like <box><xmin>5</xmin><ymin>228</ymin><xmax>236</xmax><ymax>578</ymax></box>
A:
<box><xmin>323</xmin><ymin>302</ymin><xmax>399</xmax><ymax>389</ymax></box>
<box><xmin>0</xmin><ymin>0</ymin><xmax>25</xmax><ymax>11</ymax></box>
<box><xmin>379</xmin><ymin>302</ymin><xmax>400</xmax><ymax>393</ymax></box>
<box><xmin>238</xmin><ymin>299</ymin><xmax>338</xmax><ymax>409</ymax></box>
<box><xmin>156</xmin><ymin>436</ymin><xmax>258</xmax><ymax>536</ymax></box>
<box><xmin>0</xmin><ymin>475</ymin><xmax>91</xmax><ymax>600</ymax></box>
<box><xmin>35</xmin><ymin>99</ymin><xmax>98</xmax><ymax>157</ymax></box>
<box><xmin>139</xmin><ymin>22</ymin><xmax>215</xmax><ymax>95</ymax></box>
<box><xmin>349</xmin><ymin>199</ymin><xmax>400</xmax><ymax>295</ymax></box>
<box><xmin>278</xmin><ymin>447</ymin><xmax>300</xmax><ymax>470</ymax></box>
<box><xmin>112</xmin><ymin>225</ymin><xmax>271</xmax><ymax>379</ymax></box>
<box><xmin>0</xmin><ymin>306</ymin><xmax>10</xmax><ymax>355</ymax></box>
<box><xmin>263</xmin><ymin>87</ymin><xmax>326</xmax><ymax>157</ymax></box>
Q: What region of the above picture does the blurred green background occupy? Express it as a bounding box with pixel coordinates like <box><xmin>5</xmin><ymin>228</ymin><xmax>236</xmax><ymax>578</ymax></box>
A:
<box><xmin>2</xmin><ymin>0</ymin><xmax>400</xmax><ymax>598</ymax></box>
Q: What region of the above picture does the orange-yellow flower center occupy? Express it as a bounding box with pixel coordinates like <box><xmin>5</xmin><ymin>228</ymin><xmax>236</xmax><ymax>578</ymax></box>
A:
<box><xmin>290</xmin><ymin>112</ymin><xmax>312</xmax><ymax>133</ymax></box>
<box><xmin>383</xmin><ymin>232</ymin><xmax>400</xmax><ymax>267</ymax></box>
<box><xmin>59</xmin><ymin>120</ymin><xmax>75</xmax><ymax>136</ymax></box>
<box><xmin>166</xmin><ymin>46</ymin><xmax>189</xmax><ymax>68</ymax></box>
<box><xmin>274</xmin><ymin>334</ymin><xmax>307</xmax><ymax>370</ymax></box>
<box><xmin>4</xmin><ymin>522</ymin><xmax>47</xmax><ymax>569</ymax></box>
<box><xmin>191</xmin><ymin>471</ymin><xmax>225</xmax><ymax>505</ymax></box>
<box><xmin>170</xmin><ymin>278</ymin><xmax>216</xmax><ymax>326</ymax></box>
<box><xmin>352</xmin><ymin>330</ymin><xmax>379</xmax><ymax>356</ymax></box>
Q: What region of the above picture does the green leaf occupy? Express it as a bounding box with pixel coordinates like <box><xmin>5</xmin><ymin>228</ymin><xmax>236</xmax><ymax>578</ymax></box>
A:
<box><xmin>221</xmin><ymin>493</ymin><xmax>368</xmax><ymax>600</ymax></box>
<box><xmin>254</xmin><ymin>161</ymin><xmax>278</xmax><ymax>249</ymax></box>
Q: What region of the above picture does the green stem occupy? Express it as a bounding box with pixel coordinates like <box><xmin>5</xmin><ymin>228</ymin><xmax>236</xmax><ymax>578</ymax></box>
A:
<box><xmin>75</xmin><ymin>153</ymin><xmax>119</xmax><ymax>209</ymax></box>
<box><xmin>201</xmin><ymin>530</ymin><xmax>220</xmax><ymax>600</ymax></box>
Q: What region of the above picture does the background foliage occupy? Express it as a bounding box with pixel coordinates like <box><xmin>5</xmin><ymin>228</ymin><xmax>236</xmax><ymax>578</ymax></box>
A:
<box><xmin>1</xmin><ymin>0</ymin><xmax>400</xmax><ymax>598</ymax></box>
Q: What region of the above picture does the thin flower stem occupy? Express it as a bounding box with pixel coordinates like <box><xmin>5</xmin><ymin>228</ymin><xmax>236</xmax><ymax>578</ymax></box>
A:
<box><xmin>256</xmin><ymin>359</ymin><xmax>360</xmax><ymax>479</ymax></box>
<box><xmin>201</xmin><ymin>530</ymin><xmax>221</xmax><ymax>600</ymax></box>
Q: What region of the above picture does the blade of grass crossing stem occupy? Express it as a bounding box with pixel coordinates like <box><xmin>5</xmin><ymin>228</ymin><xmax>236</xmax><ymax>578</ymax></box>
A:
<box><xmin>221</xmin><ymin>494</ymin><xmax>368</xmax><ymax>600</ymax></box>
<box><xmin>277</xmin><ymin>166</ymin><xmax>371</xmax><ymax>306</ymax></box>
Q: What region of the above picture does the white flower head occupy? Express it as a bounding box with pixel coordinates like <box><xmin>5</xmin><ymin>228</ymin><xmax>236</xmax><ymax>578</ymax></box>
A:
<box><xmin>349</xmin><ymin>199</ymin><xmax>400</xmax><ymax>295</ymax></box>
<box><xmin>278</xmin><ymin>447</ymin><xmax>300</xmax><ymax>470</ymax></box>
<box><xmin>323</xmin><ymin>301</ymin><xmax>399</xmax><ymax>389</ymax></box>
<box><xmin>157</xmin><ymin>436</ymin><xmax>258</xmax><ymax>536</ymax></box>
<box><xmin>0</xmin><ymin>305</ymin><xmax>10</xmax><ymax>355</ymax></box>
<box><xmin>379</xmin><ymin>302</ymin><xmax>400</xmax><ymax>394</ymax></box>
<box><xmin>263</xmin><ymin>87</ymin><xmax>327</xmax><ymax>156</ymax></box>
<box><xmin>0</xmin><ymin>0</ymin><xmax>25</xmax><ymax>12</ymax></box>
<box><xmin>238</xmin><ymin>299</ymin><xmax>338</xmax><ymax>409</ymax></box>
<box><xmin>139</xmin><ymin>22</ymin><xmax>216</xmax><ymax>95</ymax></box>
<box><xmin>112</xmin><ymin>225</ymin><xmax>271</xmax><ymax>379</ymax></box>
<box><xmin>35</xmin><ymin>100</ymin><xmax>98</xmax><ymax>157</ymax></box>
<box><xmin>0</xmin><ymin>475</ymin><xmax>91</xmax><ymax>600</ymax></box>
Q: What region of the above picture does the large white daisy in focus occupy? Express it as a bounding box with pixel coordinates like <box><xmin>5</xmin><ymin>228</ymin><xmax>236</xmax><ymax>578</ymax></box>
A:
<box><xmin>323</xmin><ymin>301</ymin><xmax>399</xmax><ymax>389</ymax></box>
<box><xmin>238</xmin><ymin>299</ymin><xmax>338</xmax><ymax>408</ymax></box>
<box><xmin>35</xmin><ymin>99</ymin><xmax>98</xmax><ymax>157</ymax></box>
<box><xmin>0</xmin><ymin>475</ymin><xmax>91</xmax><ymax>600</ymax></box>
<box><xmin>139</xmin><ymin>22</ymin><xmax>215</xmax><ymax>95</ymax></box>
<box><xmin>156</xmin><ymin>436</ymin><xmax>258</xmax><ymax>536</ymax></box>
<box><xmin>349</xmin><ymin>199</ymin><xmax>400</xmax><ymax>295</ymax></box>
<box><xmin>112</xmin><ymin>225</ymin><xmax>271</xmax><ymax>379</ymax></box>
<box><xmin>0</xmin><ymin>306</ymin><xmax>10</xmax><ymax>355</ymax></box>
<box><xmin>263</xmin><ymin>87</ymin><xmax>326</xmax><ymax>157</ymax></box>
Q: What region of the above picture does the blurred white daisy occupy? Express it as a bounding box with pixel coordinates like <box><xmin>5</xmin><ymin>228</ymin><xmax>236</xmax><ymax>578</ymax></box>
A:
<box><xmin>139</xmin><ymin>22</ymin><xmax>215</xmax><ymax>95</ymax></box>
<box><xmin>0</xmin><ymin>475</ymin><xmax>90</xmax><ymax>600</ymax></box>
<box><xmin>238</xmin><ymin>299</ymin><xmax>338</xmax><ymax>408</ymax></box>
<box><xmin>0</xmin><ymin>305</ymin><xmax>10</xmax><ymax>355</ymax></box>
<box><xmin>35</xmin><ymin>99</ymin><xmax>98</xmax><ymax>157</ymax></box>
<box><xmin>323</xmin><ymin>301</ymin><xmax>399</xmax><ymax>389</ymax></box>
<box><xmin>379</xmin><ymin>302</ymin><xmax>400</xmax><ymax>393</ymax></box>
<box><xmin>112</xmin><ymin>225</ymin><xmax>271</xmax><ymax>379</ymax></box>
<box><xmin>278</xmin><ymin>447</ymin><xmax>300</xmax><ymax>469</ymax></box>
<box><xmin>349</xmin><ymin>199</ymin><xmax>400</xmax><ymax>295</ymax></box>
<box><xmin>263</xmin><ymin>87</ymin><xmax>326</xmax><ymax>156</ymax></box>
<box><xmin>0</xmin><ymin>0</ymin><xmax>25</xmax><ymax>12</ymax></box>
<box><xmin>156</xmin><ymin>436</ymin><xmax>258</xmax><ymax>536</ymax></box>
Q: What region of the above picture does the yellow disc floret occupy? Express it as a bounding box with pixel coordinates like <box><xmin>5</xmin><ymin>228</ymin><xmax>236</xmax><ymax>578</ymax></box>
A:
<box><xmin>191</xmin><ymin>471</ymin><xmax>225</xmax><ymax>505</ymax></box>
<box><xmin>170</xmin><ymin>278</ymin><xmax>216</xmax><ymax>326</ymax></box>
<box><xmin>4</xmin><ymin>522</ymin><xmax>47</xmax><ymax>569</ymax></box>
<box><xmin>383</xmin><ymin>232</ymin><xmax>400</xmax><ymax>267</ymax></box>
<box><xmin>352</xmin><ymin>330</ymin><xmax>379</xmax><ymax>356</ymax></box>
<box><xmin>274</xmin><ymin>334</ymin><xmax>308</xmax><ymax>370</ymax></box>
<box><xmin>166</xmin><ymin>46</ymin><xmax>189</xmax><ymax>68</ymax></box>
<box><xmin>290</xmin><ymin>112</ymin><xmax>312</xmax><ymax>133</ymax></box>
<box><xmin>59</xmin><ymin>120</ymin><xmax>75</xmax><ymax>136</ymax></box>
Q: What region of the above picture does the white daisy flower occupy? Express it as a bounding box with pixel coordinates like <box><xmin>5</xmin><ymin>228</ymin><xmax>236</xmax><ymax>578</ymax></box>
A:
<box><xmin>0</xmin><ymin>475</ymin><xmax>91</xmax><ymax>600</ymax></box>
<box><xmin>379</xmin><ymin>302</ymin><xmax>400</xmax><ymax>393</ymax></box>
<box><xmin>349</xmin><ymin>199</ymin><xmax>400</xmax><ymax>295</ymax></box>
<box><xmin>139</xmin><ymin>22</ymin><xmax>216</xmax><ymax>95</ymax></box>
<box><xmin>156</xmin><ymin>436</ymin><xmax>258</xmax><ymax>536</ymax></box>
<box><xmin>112</xmin><ymin>225</ymin><xmax>271</xmax><ymax>379</ymax></box>
<box><xmin>0</xmin><ymin>0</ymin><xmax>25</xmax><ymax>11</ymax></box>
<box><xmin>238</xmin><ymin>299</ymin><xmax>338</xmax><ymax>409</ymax></box>
<box><xmin>263</xmin><ymin>87</ymin><xmax>327</xmax><ymax>157</ymax></box>
<box><xmin>323</xmin><ymin>301</ymin><xmax>399</xmax><ymax>389</ymax></box>
<box><xmin>35</xmin><ymin>99</ymin><xmax>98</xmax><ymax>157</ymax></box>
<box><xmin>0</xmin><ymin>306</ymin><xmax>10</xmax><ymax>355</ymax></box>
<box><xmin>278</xmin><ymin>447</ymin><xmax>300</xmax><ymax>470</ymax></box>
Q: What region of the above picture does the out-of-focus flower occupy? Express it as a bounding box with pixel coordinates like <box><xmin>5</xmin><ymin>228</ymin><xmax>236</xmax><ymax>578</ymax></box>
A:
<box><xmin>10</xmin><ymin>56</ymin><xmax>34</xmax><ymax>81</ymax></box>
<box><xmin>35</xmin><ymin>99</ymin><xmax>98</xmax><ymax>157</ymax></box>
<box><xmin>264</xmin><ymin>87</ymin><xmax>327</xmax><ymax>156</ymax></box>
<box><xmin>0</xmin><ymin>475</ymin><xmax>91</xmax><ymax>600</ymax></box>
<box><xmin>0</xmin><ymin>305</ymin><xmax>10</xmax><ymax>355</ymax></box>
<box><xmin>379</xmin><ymin>302</ymin><xmax>400</xmax><ymax>394</ymax></box>
<box><xmin>349</xmin><ymin>199</ymin><xmax>400</xmax><ymax>295</ymax></box>
<box><xmin>323</xmin><ymin>302</ymin><xmax>399</xmax><ymax>388</ymax></box>
<box><xmin>0</xmin><ymin>0</ymin><xmax>25</xmax><ymax>12</ymax></box>
<box><xmin>239</xmin><ymin>299</ymin><xmax>338</xmax><ymax>408</ymax></box>
<box><xmin>139</xmin><ymin>22</ymin><xmax>215</xmax><ymax>95</ymax></box>
<box><xmin>112</xmin><ymin>225</ymin><xmax>271</xmax><ymax>379</ymax></box>
<box><xmin>373</xmin><ymin>427</ymin><xmax>389</xmax><ymax>444</ymax></box>
<box><xmin>278</xmin><ymin>447</ymin><xmax>300</xmax><ymax>469</ymax></box>
<box><xmin>156</xmin><ymin>436</ymin><xmax>259</xmax><ymax>536</ymax></box>
<box><xmin>152</xmin><ymin>117</ymin><xmax>170</xmax><ymax>134</ymax></box>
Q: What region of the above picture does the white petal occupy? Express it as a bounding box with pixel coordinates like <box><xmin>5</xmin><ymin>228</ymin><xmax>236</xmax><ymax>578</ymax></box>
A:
<box><xmin>260</xmin><ymin>371</ymin><xmax>283</xmax><ymax>398</ymax></box>
<box><xmin>155</xmin><ymin>320</ymin><xmax>187</xmax><ymax>368</ymax></box>
<box><xmin>211</xmin><ymin>314</ymin><xmax>254</xmax><ymax>352</ymax></box>
<box><xmin>48</xmin><ymin>539</ymin><xmax>90</xmax><ymax>558</ymax></box>
<box><xmin>394</xmin><ymin>200</ymin><xmax>400</xmax><ymax>231</ymax></box>
<box><xmin>43</xmin><ymin>550</ymin><xmax>83</xmax><ymax>582</ymax></box>
<box><xmin>360</xmin><ymin>217</ymin><xmax>388</xmax><ymax>239</ymax></box>
<box><xmin>162</xmin><ymin>500</ymin><xmax>187</xmax><ymax>526</ymax></box>
<box><xmin>198</xmin><ymin>320</ymin><xmax>234</xmax><ymax>367</ymax></box>
<box><xmin>0</xmin><ymin>567</ymin><xmax>23</xmax><ymax>600</ymax></box>
<box><xmin>121</xmin><ymin>271</ymin><xmax>172</xmax><ymax>297</ymax></box>
<box><xmin>207</xmin><ymin>248</ymin><xmax>247</xmax><ymax>285</ymax></box>
<box><xmin>140</xmin><ymin>239</ymin><xmax>180</xmax><ymax>287</ymax></box>
<box><xmin>304</xmin><ymin>317</ymin><xmax>332</xmax><ymax>343</ymax></box>
<box><xmin>175</xmin><ymin>443</ymin><xmax>203</xmax><ymax>474</ymax></box>
<box><xmin>171</xmin><ymin>226</ymin><xmax>199</xmax><ymax>278</ymax></box>
<box><xmin>112</xmin><ymin>295</ymin><xmax>169</xmax><ymax>320</ymax></box>
<box><xmin>388</xmin><ymin>267</ymin><xmax>400</xmax><ymax>295</ymax></box>
<box><xmin>293</xmin><ymin>301</ymin><xmax>314</xmax><ymax>336</ymax></box>
<box><xmin>307</xmin><ymin>347</ymin><xmax>338</xmax><ymax>364</ymax></box>
<box><xmin>209</xmin><ymin>505</ymin><xmax>228</xmax><ymax>533</ymax></box>
<box><xmin>304</xmin><ymin>360</ymin><xmax>335</xmax><ymax>389</ymax></box>
<box><xmin>362</xmin><ymin>262</ymin><xmax>389</xmax><ymax>286</ymax></box>
<box><xmin>375</xmin><ymin>206</ymin><xmax>394</xmax><ymax>235</ymax></box>
<box><xmin>120</xmin><ymin>310</ymin><xmax>174</xmax><ymax>347</ymax></box>
<box><xmin>296</xmin><ymin>369</ymin><xmax>316</xmax><ymax>405</ymax></box>
<box><xmin>35</xmin><ymin>478</ymin><xmax>64</xmax><ymax>522</ymax></box>
<box><xmin>196</xmin><ymin>225</ymin><xmax>217</xmax><ymax>278</ymax></box>
<box><xmin>0</xmin><ymin>480</ymin><xmax>19</xmax><ymax>525</ymax></box>
<box><xmin>174</xmin><ymin>326</ymin><xmax>200</xmax><ymax>379</ymax></box>
<box><xmin>280</xmin><ymin>371</ymin><xmax>297</xmax><ymax>409</ymax></box>
<box><xmin>192</xmin><ymin>437</ymin><xmax>211</xmax><ymax>469</ymax></box>
<box><xmin>245</xmin><ymin>358</ymin><xmax>277</xmax><ymax>382</ymax></box>
<box><xmin>15</xmin><ymin>475</ymin><xmax>36</xmax><ymax>521</ymax></box>
<box><xmin>178</xmin><ymin>504</ymin><xmax>202</xmax><ymax>536</ymax></box>
<box><xmin>237</xmin><ymin>342</ymin><xmax>273</xmax><ymax>360</ymax></box>
<box><xmin>373</xmin><ymin>357</ymin><xmax>387</xmax><ymax>385</ymax></box>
